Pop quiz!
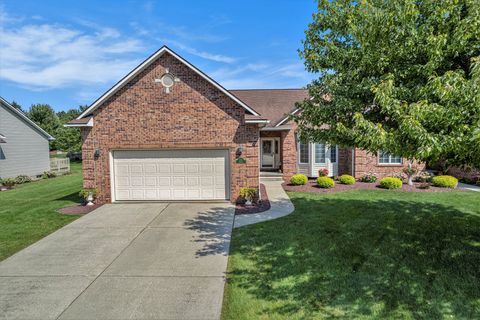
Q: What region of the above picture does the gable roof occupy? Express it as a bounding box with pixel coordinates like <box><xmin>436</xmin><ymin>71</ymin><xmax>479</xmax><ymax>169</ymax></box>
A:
<box><xmin>0</xmin><ymin>96</ymin><xmax>55</xmax><ymax>141</ymax></box>
<box><xmin>76</xmin><ymin>46</ymin><xmax>260</xmax><ymax>120</ymax></box>
<box><xmin>229</xmin><ymin>89</ymin><xmax>308</xmax><ymax>127</ymax></box>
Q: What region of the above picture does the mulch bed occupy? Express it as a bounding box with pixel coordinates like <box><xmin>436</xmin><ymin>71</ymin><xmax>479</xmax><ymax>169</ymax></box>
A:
<box><xmin>57</xmin><ymin>204</ymin><xmax>103</xmax><ymax>215</ymax></box>
<box><xmin>283</xmin><ymin>180</ymin><xmax>460</xmax><ymax>193</ymax></box>
<box><xmin>235</xmin><ymin>183</ymin><xmax>271</xmax><ymax>215</ymax></box>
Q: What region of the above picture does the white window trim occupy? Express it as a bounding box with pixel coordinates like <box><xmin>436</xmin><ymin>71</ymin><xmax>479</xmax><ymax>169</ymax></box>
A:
<box><xmin>298</xmin><ymin>142</ymin><xmax>309</xmax><ymax>164</ymax></box>
<box><xmin>378</xmin><ymin>151</ymin><xmax>403</xmax><ymax>165</ymax></box>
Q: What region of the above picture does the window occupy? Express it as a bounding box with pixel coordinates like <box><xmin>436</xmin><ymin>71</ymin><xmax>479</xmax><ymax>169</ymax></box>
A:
<box><xmin>315</xmin><ymin>143</ymin><xmax>326</xmax><ymax>163</ymax></box>
<box><xmin>299</xmin><ymin>142</ymin><xmax>309</xmax><ymax>164</ymax></box>
<box><xmin>378</xmin><ymin>151</ymin><xmax>402</xmax><ymax>164</ymax></box>
<box><xmin>330</xmin><ymin>145</ymin><xmax>337</xmax><ymax>163</ymax></box>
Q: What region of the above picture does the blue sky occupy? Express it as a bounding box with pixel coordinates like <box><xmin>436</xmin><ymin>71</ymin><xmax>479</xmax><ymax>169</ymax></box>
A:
<box><xmin>0</xmin><ymin>0</ymin><xmax>318</xmax><ymax>112</ymax></box>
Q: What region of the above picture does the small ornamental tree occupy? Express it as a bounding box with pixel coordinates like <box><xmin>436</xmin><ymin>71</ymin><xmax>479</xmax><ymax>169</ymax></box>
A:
<box><xmin>296</xmin><ymin>0</ymin><xmax>480</xmax><ymax>170</ymax></box>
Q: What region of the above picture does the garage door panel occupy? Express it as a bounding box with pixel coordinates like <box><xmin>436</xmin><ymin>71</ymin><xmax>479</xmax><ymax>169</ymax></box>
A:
<box><xmin>187</xmin><ymin>176</ymin><xmax>199</xmax><ymax>186</ymax></box>
<box><xmin>158</xmin><ymin>177</ymin><xmax>171</xmax><ymax>186</ymax></box>
<box><xmin>131</xmin><ymin>176</ymin><xmax>144</xmax><ymax>186</ymax></box>
<box><xmin>173</xmin><ymin>164</ymin><xmax>186</xmax><ymax>173</ymax></box>
<box><xmin>130</xmin><ymin>165</ymin><xmax>143</xmax><ymax>174</ymax></box>
<box><xmin>144</xmin><ymin>189</ymin><xmax>158</xmax><ymax>199</ymax></box>
<box><xmin>144</xmin><ymin>176</ymin><xmax>157</xmax><ymax>186</ymax></box>
<box><xmin>116</xmin><ymin>177</ymin><xmax>130</xmax><ymax>187</ymax></box>
<box><xmin>158</xmin><ymin>164</ymin><xmax>171</xmax><ymax>173</ymax></box>
<box><xmin>113</xmin><ymin>150</ymin><xmax>228</xmax><ymax>201</ymax></box>
<box><xmin>144</xmin><ymin>164</ymin><xmax>157</xmax><ymax>174</ymax></box>
<box><xmin>173</xmin><ymin>176</ymin><xmax>186</xmax><ymax>186</ymax></box>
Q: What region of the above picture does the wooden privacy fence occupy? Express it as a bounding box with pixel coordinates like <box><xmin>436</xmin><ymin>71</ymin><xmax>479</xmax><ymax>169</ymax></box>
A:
<box><xmin>50</xmin><ymin>158</ymin><xmax>70</xmax><ymax>175</ymax></box>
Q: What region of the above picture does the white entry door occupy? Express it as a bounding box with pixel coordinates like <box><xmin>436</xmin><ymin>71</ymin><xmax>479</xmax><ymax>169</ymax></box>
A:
<box><xmin>261</xmin><ymin>138</ymin><xmax>280</xmax><ymax>169</ymax></box>
<box><xmin>112</xmin><ymin>150</ymin><xmax>229</xmax><ymax>201</ymax></box>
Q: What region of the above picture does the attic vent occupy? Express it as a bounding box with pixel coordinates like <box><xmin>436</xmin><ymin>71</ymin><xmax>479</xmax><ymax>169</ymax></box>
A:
<box><xmin>154</xmin><ymin>68</ymin><xmax>180</xmax><ymax>93</ymax></box>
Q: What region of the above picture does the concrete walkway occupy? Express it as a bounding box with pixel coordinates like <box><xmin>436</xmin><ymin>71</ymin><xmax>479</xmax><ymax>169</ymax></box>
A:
<box><xmin>458</xmin><ymin>182</ymin><xmax>480</xmax><ymax>192</ymax></box>
<box><xmin>0</xmin><ymin>202</ymin><xmax>235</xmax><ymax>320</ymax></box>
<box><xmin>234</xmin><ymin>179</ymin><xmax>295</xmax><ymax>228</ymax></box>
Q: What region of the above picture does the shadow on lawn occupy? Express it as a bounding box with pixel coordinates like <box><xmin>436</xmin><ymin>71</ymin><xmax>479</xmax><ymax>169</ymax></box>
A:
<box><xmin>228</xmin><ymin>195</ymin><xmax>480</xmax><ymax>319</ymax></box>
<box><xmin>55</xmin><ymin>192</ymin><xmax>82</xmax><ymax>203</ymax></box>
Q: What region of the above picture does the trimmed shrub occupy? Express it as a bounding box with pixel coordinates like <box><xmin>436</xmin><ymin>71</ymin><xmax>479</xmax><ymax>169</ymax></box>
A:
<box><xmin>42</xmin><ymin>171</ymin><xmax>57</xmax><ymax>179</ymax></box>
<box><xmin>239</xmin><ymin>187</ymin><xmax>258</xmax><ymax>204</ymax></box>
<box><xmin>317</xmin><ymin>176</ymin><xmax>335</xmax><ymax>188</ymax></box>
<box><xmin>338</xmin><ymin>174</ymin><xmax>356</xmax><ymax>185</ymax></box>
<box><xmin>432</xmin><ymin>175</ymin><xmax>458</xmax><ymax>188</ymax></box>
<box><xmin>290</xmin><ymin>174</ymin><xmax>308</xmax><ymax>186</ymax></box>
<box><xmin>2</xmin><ymin>178</ymin><xmax>16</xmax><ymax>189</ymax></box>
<box><xmin>380</xmin><ymin>177</ymin><xmax>403</xmax><ymax>189</ymax></box>
<box><xmin>79</xmin><ymin>188</ymin><xmax>98</xmax><ymax>201</ymax></box>
<box><xmin>15</xmin><ymin>175</ymin><xmax>32</xmax><ymax>184</ymax></box>
<box><xmin>318</xmin><ymin>168</ymin><xmax>329</xmax><ymax>177</ymax></box>
<box><xmin>414</xmin><ymin>171</ymin><xmax>434</xmax><ymax>183</ymax></box>
<box><xmin>360</xmin><ymin>173</ymin><xmax>377</xmax><ymax>183</ymax></box>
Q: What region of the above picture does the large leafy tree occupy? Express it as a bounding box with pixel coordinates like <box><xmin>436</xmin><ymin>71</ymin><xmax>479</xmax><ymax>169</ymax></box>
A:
<box><xmin>55</xmin><ymin>105</ymin><xmax>88</xmax><ymax>152</ymax></box>
<box><xmin>296</xmin><ymin>0</ymin><xmax>480</xmax><ymax>169</ymax></box>
<box><xmin>27</xmin><ymin>104</ymin><xmax>61</xmax><ymax>150</ymax></box>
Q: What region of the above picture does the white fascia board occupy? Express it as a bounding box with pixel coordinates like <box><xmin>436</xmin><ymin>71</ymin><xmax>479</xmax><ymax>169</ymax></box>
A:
<box><xmin>64</xmin><ymin>118</ymin><xmax>94</xmax><ymax>128</ymax></box>
<box><xmin>0</xmin><ymin>96</ymin><xmax>55</xmax><ymax>141</ymax></box>
<box><xmin>77</xmin><ymin>46</ymin><xmax>259</xmax><ymax>120</ymax></box>
<box><xmin>275</xmin><ymin>108</ymin><xmax>301</xmax><ymax>127</ymax></box>
<box><xmin>245</xmin><ymin>119</ymin><xmax>270</xmax><ymax>124</ymax></box>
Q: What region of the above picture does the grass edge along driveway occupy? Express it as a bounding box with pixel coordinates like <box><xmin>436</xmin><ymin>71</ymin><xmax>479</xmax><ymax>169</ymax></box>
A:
<box><xmin>222</xmin><ymin>190</ymin><xmax>480</xmax><ymax>320</ymax></box>
<box><xmin>0</xmin><ymin>162</ymin><xmax>83</xmax><ymax>261</ymax></box>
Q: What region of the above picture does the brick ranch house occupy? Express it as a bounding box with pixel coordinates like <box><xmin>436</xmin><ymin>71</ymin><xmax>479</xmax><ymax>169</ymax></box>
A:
<box><xmin>67</xmin><ymin>46</ymin><xmax>419</xmax><ymax>204</ymax></box>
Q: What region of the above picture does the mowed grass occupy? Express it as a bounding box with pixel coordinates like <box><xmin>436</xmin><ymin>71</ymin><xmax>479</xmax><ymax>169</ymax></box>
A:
<box><xmin>223</xmin><ymin>190</ymin><xmax>480</xmax><ymax>319</ymax></box>
<box><xmin>0</xmin><ymin>162</ymin><xmax>83</xmax><ymax>261</ymax></box>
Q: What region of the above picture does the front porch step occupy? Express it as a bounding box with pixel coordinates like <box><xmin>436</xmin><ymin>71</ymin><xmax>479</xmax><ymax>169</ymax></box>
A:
<box><xmin>260</xmin><ymin>172</ymin><xmax>284</xmax><ymax>182</ymax></box>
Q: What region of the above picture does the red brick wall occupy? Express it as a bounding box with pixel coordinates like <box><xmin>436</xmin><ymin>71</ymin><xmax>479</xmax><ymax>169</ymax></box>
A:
<box><xmin>280</xmin><ymin>127</ymin><xmax>298</xmax><ymax>181</ymax></box>
<box><xmin>353</xmin><ymin>149</ymin><xmax>425</xmax><ymax>179</ymax></box>
<box><xmin>80</xmin><ymin>52</ymin><xmax>259</xmax><ymax>203</ymax></box>
<box><xmin>338</xmin><ymin>147</ymin><xmax>353</xmax><ymax>176</ymax></box>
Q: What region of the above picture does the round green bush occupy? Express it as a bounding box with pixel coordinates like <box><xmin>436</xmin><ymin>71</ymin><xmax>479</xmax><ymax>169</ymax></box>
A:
<box><xmin>290</xmin><ymin>174</ymin><xmax>308</xmax><ymax>186</ymax></box>
<box><xmin>317</xmin><ymin>176</ymin><xmax>335</xmax><ymax>188</ymax></box>
<box><xmin>432</xmin><ymin>175</ymin><xmax>458</xmax><ymax>188</ymax></box>
<box><xmin>379</xmin><ymin>177</ymin><xmax>403</xmax><ymax>189</ymax></box>
<box><xmin>338</xmin><ymin>174</ymin><xmax>356</xmax><ymax>185</ymax></box>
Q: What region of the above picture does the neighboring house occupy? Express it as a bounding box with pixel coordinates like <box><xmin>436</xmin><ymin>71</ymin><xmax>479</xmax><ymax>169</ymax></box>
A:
<box><xmin>0</xmin><ymin>97</ymin><xmax>55</xmax><ymax>178</ymax></box>
<box><xmin>67</xmin><ymin>46</ymin><xmax>419</xmax><ymax>203</ymax></box>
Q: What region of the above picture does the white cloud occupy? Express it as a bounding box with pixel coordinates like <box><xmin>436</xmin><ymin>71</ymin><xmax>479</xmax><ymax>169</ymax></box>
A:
<box><xmin>210</xmin><ymin>61</ymin><xmax>313</xmax><ymax>89</ymax></box>
<box><xmin>0</xmin><ymin>18</ymin><xmax>144</xmax><ymax>89</ymax></box>
<box><xmin>158</xmin><ymin>39</ymin><xmax>237</xmax><ymax>63</ymax></box>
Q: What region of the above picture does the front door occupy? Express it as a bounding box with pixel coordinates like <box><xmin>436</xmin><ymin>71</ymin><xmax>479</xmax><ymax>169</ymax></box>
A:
<box><xmin>261</xmin><ymin>138</ymin><xmax>280</xmax><ymax>169</ymax></box>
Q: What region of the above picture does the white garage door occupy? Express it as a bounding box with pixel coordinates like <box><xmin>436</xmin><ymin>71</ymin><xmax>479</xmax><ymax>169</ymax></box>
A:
<box><xmin>112</xmin><ymin>150</ymin><xmax>229</xmax><ymax>201</ymax></box>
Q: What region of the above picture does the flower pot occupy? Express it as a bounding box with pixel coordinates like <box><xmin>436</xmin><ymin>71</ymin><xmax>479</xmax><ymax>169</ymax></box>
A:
<box><xmin>86</xmin><ymin>192</ymin><xmax>95</xmax><ymax>206</ymax></box>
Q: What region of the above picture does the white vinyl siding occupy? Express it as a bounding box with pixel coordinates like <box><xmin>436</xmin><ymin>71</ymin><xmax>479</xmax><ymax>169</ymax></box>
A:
<box><xmin>0</xmin><ymin>105</ymin><xmax>50</xmax><ymax>178</ymax></box>
<box><xmin>378</xmin><ymin>151</ymin><xmax>402</xmax><ymax>164</ymax></box>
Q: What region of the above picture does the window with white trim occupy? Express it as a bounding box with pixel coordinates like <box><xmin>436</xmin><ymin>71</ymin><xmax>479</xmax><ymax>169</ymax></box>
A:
<box><xmin>299</xmin><ymin>142</ymin><xmax>309</xmax><ymax>164</ymax></box>
<box><xmin>330</xmin><ymin>145</ymin><xmax>337</xmax><ymax>163</ymax></box>
<box><xmin>314</xmin><ymin>143</ymin><xmax>326</xmax><ymax>164</ymax></box>
<box><xmin>378</xmin><ymin>151</ymin><xmax>402</xmax><ymax>164</ymax></box>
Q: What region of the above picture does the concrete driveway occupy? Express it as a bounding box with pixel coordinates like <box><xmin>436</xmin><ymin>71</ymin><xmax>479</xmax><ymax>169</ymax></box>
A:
<box><xmin>0</xmin><ymin>202</ymin><xmax>235</xmax><ymax>320</ymax></box>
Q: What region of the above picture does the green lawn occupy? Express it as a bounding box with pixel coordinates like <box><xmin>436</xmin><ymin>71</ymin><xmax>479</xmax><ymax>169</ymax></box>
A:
<box><xmin>0</xmin><ymin>162</ymin><xmax>83</xmax><ymax>261</ymax></box>
<box><xmin>223</xmin><ymin>190</ymin><xmax>480</xmax><ymax>319</ymax></box>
